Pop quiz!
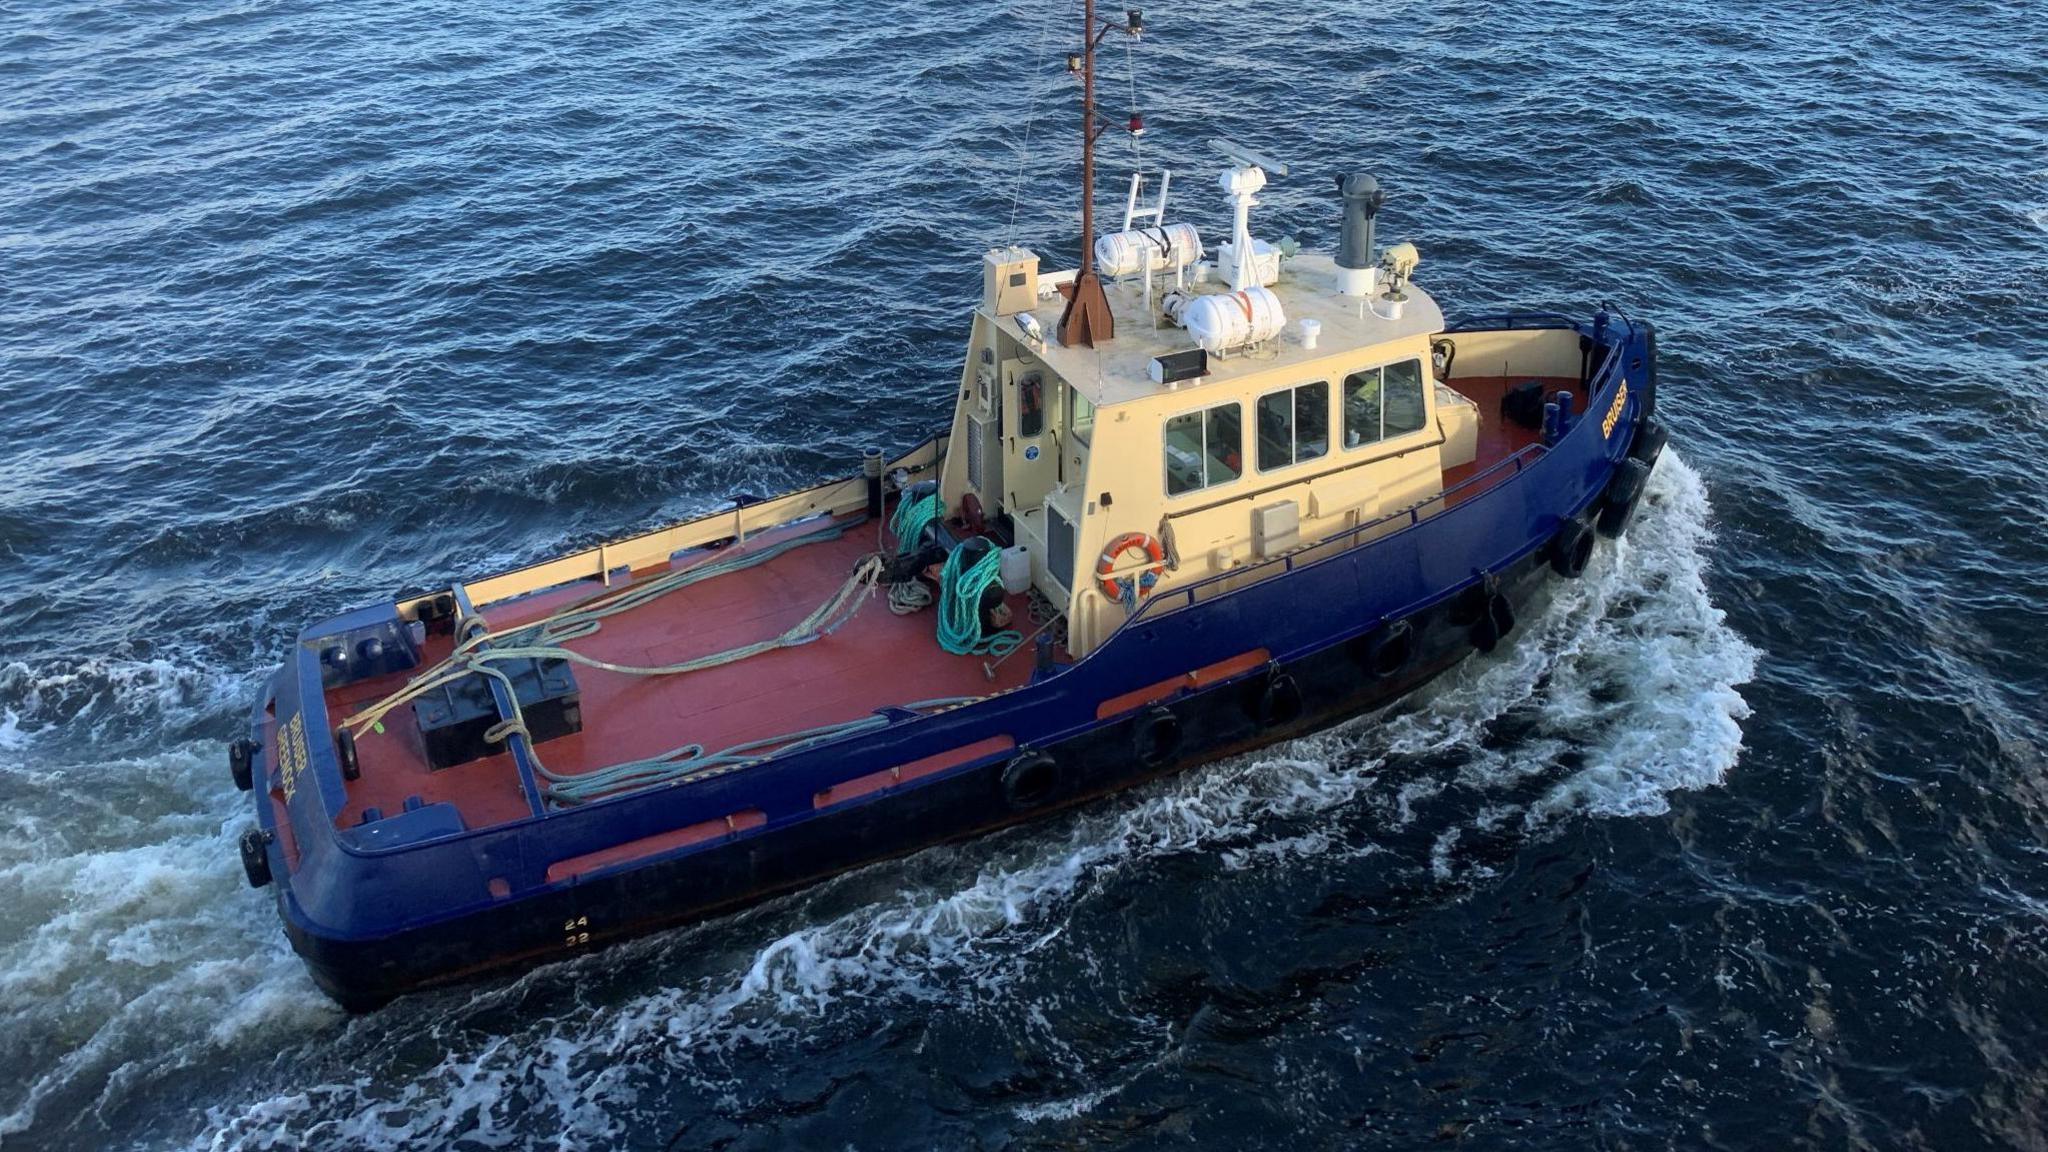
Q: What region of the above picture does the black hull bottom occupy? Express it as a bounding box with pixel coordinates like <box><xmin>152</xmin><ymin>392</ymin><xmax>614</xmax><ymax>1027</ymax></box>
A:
<box><xmin>293</xmin><ymin>549</ymin><xmax>1561</xmax><ymax>1011</ymax></box>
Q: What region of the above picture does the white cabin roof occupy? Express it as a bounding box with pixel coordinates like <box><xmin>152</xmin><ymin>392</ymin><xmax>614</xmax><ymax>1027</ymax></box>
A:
<box><xmin>995</xmin><ymin>252</ymin><xmax>1445</xmax><ymax>408</ymax></box>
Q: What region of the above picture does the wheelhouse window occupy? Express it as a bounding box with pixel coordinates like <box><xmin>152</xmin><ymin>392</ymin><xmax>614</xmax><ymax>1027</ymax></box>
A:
<box><xmin>1343</xmin><ymin>358</ymin><xmax>1429</xmax><ymax>448</ymax></box>
<box><xmin>1256</xmin><ymin>380</ymin><xmax>1330</xmax><ymax>472</ymax></box>
<box><xmin>1164</xmin><ymin>402</ymin><xmax>1242</xmax><ymax>496</ymax></box>
<box><xmin>1068</xmin><ymin>388</ymin><xmax>1096</xmax><ymax>447</ymax></box>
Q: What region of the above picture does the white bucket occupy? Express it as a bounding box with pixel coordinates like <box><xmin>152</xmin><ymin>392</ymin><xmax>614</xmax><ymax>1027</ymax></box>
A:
<box><xmin>1299</xmin><ymin>318</ymin><xmax>1321</xmax><ymax>350</ymax></box>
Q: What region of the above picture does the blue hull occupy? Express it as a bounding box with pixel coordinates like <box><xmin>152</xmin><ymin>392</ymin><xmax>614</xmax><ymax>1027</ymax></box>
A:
<box><xmin>242</xmin><ymin>313</ymin><xmax>1662</xmax><ymax>1010</ymax></box>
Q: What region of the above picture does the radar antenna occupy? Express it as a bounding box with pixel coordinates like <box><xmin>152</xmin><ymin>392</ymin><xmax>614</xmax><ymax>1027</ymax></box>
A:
<box><xmin>1210</xmin><ymin>139</ymin><xmax>1288</xmax><ymax>291</ymax></box>
<box><xmin>1210</xmin><ymin>139</ymin><xmax>1289</xmax><ymax>177</ymax></box>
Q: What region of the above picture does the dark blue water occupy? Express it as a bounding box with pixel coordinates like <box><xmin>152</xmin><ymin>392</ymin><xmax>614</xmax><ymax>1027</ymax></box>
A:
<box><xmin>3</xmin><ymin>0</ymin><xmax>2045</xmax><ymax>1147</ymax></box>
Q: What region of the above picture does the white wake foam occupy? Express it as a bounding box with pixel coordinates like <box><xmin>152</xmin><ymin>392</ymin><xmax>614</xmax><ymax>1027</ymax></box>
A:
<box><xmin>0</xmin><ymin>654</ymin><xmax>257</xmax><ymax>756</ymax></box>
<box><xmin>0</xmin><ymin>746</ymin><xmax>337</xmax><ymax>1144</ymax></box>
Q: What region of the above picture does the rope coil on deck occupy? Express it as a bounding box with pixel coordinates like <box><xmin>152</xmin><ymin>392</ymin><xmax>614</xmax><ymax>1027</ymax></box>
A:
<box><xmin>937</xmin><ymin>546</ymin><xmax>1022</xmax><ymax>657</ymax></box>
<box><xmin>886</xmin><ymin>489</ymin><xmax>941</xmax><ymax>614</ymax></box>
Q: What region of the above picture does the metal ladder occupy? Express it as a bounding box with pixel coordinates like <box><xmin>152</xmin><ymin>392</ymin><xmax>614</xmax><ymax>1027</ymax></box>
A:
<box><xmin>1121</xmin><ymin>170</ymin><xmax>1180</xmax><ymax>322</ymax></box>
<box><xmin>1122</xmin><ymin>170</ymin><xmax>1172</xmax><ymax>233</ymax></box>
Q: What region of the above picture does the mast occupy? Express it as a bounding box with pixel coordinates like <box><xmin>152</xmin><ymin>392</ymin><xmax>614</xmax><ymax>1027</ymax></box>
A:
<box><xmin>1056</xmin><ymin>0</ymin><xmax>1131</xmax><ymax>349</ymax></box>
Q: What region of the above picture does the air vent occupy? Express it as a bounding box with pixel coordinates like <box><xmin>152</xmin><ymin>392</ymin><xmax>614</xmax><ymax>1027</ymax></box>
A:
<box><xmin>967</xmin><ymin>415</ymin><xmax>989</xmax><ymax>491</ymax></box>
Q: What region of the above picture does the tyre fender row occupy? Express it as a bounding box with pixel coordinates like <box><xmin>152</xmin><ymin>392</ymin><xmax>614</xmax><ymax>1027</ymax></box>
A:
<box><xmin>230</xmin><ymin>737</ymin><xmax>274</xmax><ymax>888</ymax></box>
<box><xmin>998</xmin><ymin>662</ymin><xmax>1309</xmax><ymax>809</ymax></box>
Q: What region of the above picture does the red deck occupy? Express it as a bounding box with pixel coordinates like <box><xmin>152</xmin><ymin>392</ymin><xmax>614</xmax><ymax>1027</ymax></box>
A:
<box><xmin>1442</xmin><ymin>375</ymin><xmax>1559</xmax><ymax>500</ymax></box>
<box><xmin>326</xmin><ymin>375</ymin><xmax>1554</xmax><ymax>836</ymax></box>
<box><xmin>332</xmin><ymin>521</ymin><xmax>1053</xmax><ymax>832</ymax></box>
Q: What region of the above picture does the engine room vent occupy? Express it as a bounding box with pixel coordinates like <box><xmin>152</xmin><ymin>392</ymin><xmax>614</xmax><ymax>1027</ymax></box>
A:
<box><xmin>967</xmin><ymin>414</ymin><xmax>989</xmax><ymax>491</ymax></box>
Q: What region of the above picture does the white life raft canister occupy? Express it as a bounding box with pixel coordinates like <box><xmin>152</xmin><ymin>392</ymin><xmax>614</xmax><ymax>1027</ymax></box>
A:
<box><xmin>1094</xmin><ymin>222</ymin><xmax>1204</xmax><ymax>279</ymax></box>
<box><xmin>1180</xmin><ymin>285</ymin><xmax>1286</xmax><ymax>353</ymax></box>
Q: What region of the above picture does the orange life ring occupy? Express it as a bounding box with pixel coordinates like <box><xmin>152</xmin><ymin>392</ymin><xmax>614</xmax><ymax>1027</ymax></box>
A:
<box><xmin>1097</xmin><ymin>532</ymin><xmax>1166</xmax><ymax>602</ymax></box>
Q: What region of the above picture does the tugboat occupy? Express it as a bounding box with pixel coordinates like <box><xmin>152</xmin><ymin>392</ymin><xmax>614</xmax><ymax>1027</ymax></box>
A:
<box><xmin>231</xmin><ymin>3</ymin><xmax>1666</xmax><ymax>1010</ymax></box>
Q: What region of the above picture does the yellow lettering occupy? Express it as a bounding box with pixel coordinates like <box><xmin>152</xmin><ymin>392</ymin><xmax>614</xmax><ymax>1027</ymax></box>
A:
<box><xmin>280</xmin><ymin>714</ymin><xmax>308</xmax><ymax>801</ymax></box>
<box><xmin>1602</xmin><ymin>382</ymin><xmax>1630</xmax><ymax>439</ymax></box>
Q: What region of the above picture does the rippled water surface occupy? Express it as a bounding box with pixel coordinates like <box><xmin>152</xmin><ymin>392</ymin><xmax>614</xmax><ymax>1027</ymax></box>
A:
<box><xmin>3</xmin><ymin>0</ymin><xmax>2046</xmax><ymax>1147</ymax></box>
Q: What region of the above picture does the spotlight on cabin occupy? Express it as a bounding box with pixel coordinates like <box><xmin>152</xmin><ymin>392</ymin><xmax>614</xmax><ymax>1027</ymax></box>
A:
<box><xmin>1126</xmin><ymin>9</ymin><xmax>1143</xmax><ymax>36</ymax></box>
<box><xmin>1067</xmin><ymin>53</ymin><xmax>1083</xmax><ymax>73</ymax></box>
<box><xmin>1380</xmin><ymin>241</ymin><xmax>1420</xmax><ymax>301</ymax></box>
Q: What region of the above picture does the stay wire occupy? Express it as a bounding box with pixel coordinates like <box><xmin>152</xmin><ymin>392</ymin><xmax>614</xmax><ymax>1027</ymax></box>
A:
<box><xmin>1006</xmin><ymin>0</ymin><xmax>1060</xmax><ymax>245</ymax></box>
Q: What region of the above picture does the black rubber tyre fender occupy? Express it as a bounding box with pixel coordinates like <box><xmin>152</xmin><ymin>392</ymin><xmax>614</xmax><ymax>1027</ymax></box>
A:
<box><xmin>1363</xmin><ymin>620</ymin><xmax>1416</xmax><ymax>679</ymax></box>
<box><xmin>336</xmin><ymin>728</ymin><xmax>361</xmax><ymax>782</ymax></box>
<box><xmin>1000</xmin><ymin>751</ymin><xmax>1060</xmax><ymax>810</ymax></box>
<box><xmin>229</xmin><ymin>738</ymin><xmax>258</xmax><ymax>792</ymax></box>
<box><xmin>1132</xmin><ymin>705</ymin><xmax>1184</xmax><ymax>768</ymax></box>
<box><xmin>1470</xmin><ymin>593</ymin><xmax>1515</xmax><ymax>654</ymax></box>
<box><xmin>1596</xmin><ymin>457</ymin><xmax>1654</xmax><ymax>539</ymax></box>
<box><xmin>1447</xmin><ymin>584</ymin><xmax>1488</xmax><ymax>628</ymax></box>
<box><xmin>1548</xmin><ymin>518</ymin><xmax>1596</xmax><ymax>579</ymax></box>
<box><xmin>1469</xmin><ymin>616</ymin><xmax>1500</xmax><ymax>654</ymax></box>
<box><xmin>1628</xmin><ymin>417</ymin><xmax>1668</xmax><ymax>466</ymax></box>
<box><xmin>240</xmin><ymin>828</ymin><xmax>272</xmax><ymax>889</ymax></box>
<box><xmin>1255</xmin><ymin>673</ymin><xmax>1305</xmax><ymax>729</ymax></box>
<box><xmin>1489</xmin><ymin>592</ymin><xmax>1516</xmax><ymax>638</ymax></box>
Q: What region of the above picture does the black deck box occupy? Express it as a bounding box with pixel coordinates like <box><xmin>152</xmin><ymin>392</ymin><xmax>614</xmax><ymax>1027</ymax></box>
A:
<box><xmin>413</xmin><ymin>656</ymin><xmax>582</xmax><ymax>771</ymax></box>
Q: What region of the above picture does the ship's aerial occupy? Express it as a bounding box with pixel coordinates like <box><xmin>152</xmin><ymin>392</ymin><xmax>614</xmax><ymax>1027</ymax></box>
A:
<box><xmin>231</xmin><ymin>0</ymin><xmax>1666</xmax><ymax>1009</ymax></box>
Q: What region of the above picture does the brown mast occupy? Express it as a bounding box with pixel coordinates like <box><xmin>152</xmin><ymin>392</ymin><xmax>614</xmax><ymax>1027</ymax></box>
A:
<box><xmin>1057</xmin><ymin>0</ymin><xmax>1116</xmax><ymax>348</ymax></box>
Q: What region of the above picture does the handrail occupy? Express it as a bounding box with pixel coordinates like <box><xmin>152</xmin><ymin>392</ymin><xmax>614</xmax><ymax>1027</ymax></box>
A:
<box><xmin>404</xmin><ymin>431</ymin><xmax>948</xmax><ymax>613</ymax></box>
<box><xmin>1120</xmin><ymin>438</ymin><xmax>1549</xmax><ymax>630</ymax></box>
<box><xmin>1442</xmin><ymin>312</ymin><xmax>1582</xmax><ymax>332</ymax></box>
<box><xmin>1445</xmin><ymin>307</ymin><xmax>1639</xmax><ymax>344</ymax></box>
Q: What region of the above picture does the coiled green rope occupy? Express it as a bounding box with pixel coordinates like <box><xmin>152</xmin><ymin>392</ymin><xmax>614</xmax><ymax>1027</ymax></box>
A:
<box><xmin>936</xmin><ymin>546</ymin><xmax>1021</xmax><ymax>657</ymax></box>
<box><xmin>890</xmin><ymin>490</ymin><xmax>940</xmax><ymax>557</ymax></box>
